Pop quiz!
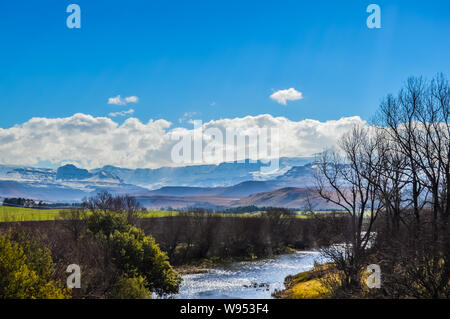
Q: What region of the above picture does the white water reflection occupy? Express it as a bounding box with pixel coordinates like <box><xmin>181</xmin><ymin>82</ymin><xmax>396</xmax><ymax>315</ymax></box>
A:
<box><xmin>175</xmin><ymin>251</ymin><xmax>328</xmax><ymax>299</ymax></box>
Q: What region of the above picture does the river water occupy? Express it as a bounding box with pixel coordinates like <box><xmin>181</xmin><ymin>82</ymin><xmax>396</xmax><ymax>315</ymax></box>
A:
<box><xmin>175</xmin><ymin>251</ymin><xmax>328</xmax><ymax>299</ymax></box>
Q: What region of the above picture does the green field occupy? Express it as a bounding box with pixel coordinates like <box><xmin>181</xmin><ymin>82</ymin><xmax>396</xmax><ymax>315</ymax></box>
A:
<box><xmin>0</xmin><ymin>207</ymin><xmax>270</xmax><ymax>222</ymax></box>
<box><xmin>0</xmin><ymin>207</ymin><xmax>265</xmax><ymax>222</ymax></box>
<box><xmin>0</xmin><ymin>206</ymin><xmax>345</xmax><ymax>222</ymax></box>
<box><xmin>0</xmin><ymin>206</ymin><xmax>66</xmax><ymax>222</ymax></box>
<box><xmin>0</xmin><ymin>206</ymin><xmax>181</xmax><ymax>222</ymax></box>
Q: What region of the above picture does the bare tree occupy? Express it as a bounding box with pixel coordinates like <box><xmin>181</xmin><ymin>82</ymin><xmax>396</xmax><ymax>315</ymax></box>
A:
<box><xmin>82</xmin><ymin>191</ymin><xmax>143</xmax><ymax>225</ymax></box>
<box><xmin>377</xmin><ymin>74</ymin><xmax>450</xmax><ymax>240</ymax></box>
<box><xmin>314</xmin><ymin>126</ymin><xmax>383</xmax><ymax>293</ymax></box>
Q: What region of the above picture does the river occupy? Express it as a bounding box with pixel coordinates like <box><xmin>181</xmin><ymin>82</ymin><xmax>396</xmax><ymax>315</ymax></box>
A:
<box><xmin>175</xmin><ymin>250</ymin><xmax>328</xmax><ymax>299</ymax></box>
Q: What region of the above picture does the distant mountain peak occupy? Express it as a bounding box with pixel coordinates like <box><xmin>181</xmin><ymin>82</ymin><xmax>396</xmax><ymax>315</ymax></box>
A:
<box><xmin>0</xmin><ymin>157</ymin><xmax>317</xmax><ymax>205</ymax></box>
<box><xmin>56</xmin><ymin>164</ymin><xmax>91</xmax><ymax>180</ymax></box>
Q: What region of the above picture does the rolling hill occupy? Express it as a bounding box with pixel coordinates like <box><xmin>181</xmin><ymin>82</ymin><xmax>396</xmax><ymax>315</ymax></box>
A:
<box><xmin>231</xmin><ymin>187</ymin><xmax>328</xmax><ymax>209</ymax></box>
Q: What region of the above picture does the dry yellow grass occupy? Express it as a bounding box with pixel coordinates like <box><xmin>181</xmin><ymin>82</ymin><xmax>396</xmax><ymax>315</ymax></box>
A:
<box><xmin>277</xmin><ymin>263</ymin><xmax>337</xmax><ymax>299</ymax></box>
<box><xmin>290</xmin><ymin>277</ymin><xmax>330</xmax><ymax>298</ymax></box>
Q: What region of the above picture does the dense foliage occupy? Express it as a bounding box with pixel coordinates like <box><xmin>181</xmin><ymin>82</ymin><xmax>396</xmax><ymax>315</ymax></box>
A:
<box><xmin>0</xmin><ymin>231</ymin><xmax>69</xmax><ymax>299</ymax></box>
<box><xmin>86</xmin><ymin>210</ymin><xmax>182</xmax><ymax>296</ymax></box>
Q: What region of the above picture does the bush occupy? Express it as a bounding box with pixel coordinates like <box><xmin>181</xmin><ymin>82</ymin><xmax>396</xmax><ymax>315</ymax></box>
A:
<box><xmin>86</xmin><ymin>210</ymin><xmax>182</xmax><ymax>296</ymax></box>
<box><xmin>0</xmin><ymin>231</ymin><xmax>70</xmax><ymax>299</ymax></box>
<box><xmin>110</xmin><ymin>275</ymin><xmax>151</xmax><ymax>299</ymax></box>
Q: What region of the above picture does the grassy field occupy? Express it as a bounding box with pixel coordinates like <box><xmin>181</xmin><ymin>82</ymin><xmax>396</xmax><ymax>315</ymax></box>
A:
<box><xmin>0</xmin><ymin>206</ymin><xmax>181</xmax><ymax>222</ymax></box>
<box><xmin>0</xmin><ymin>207</ymin><xmax>265</xmax><ymax>222</ymax></box>
<box><xmin>0</xmin><ymin>206</ymin><xmax>66</xmax><ymax>222</ymax></box>
<box><xmin>0</xmin><ymin>206</ymin><xmax>344</xmax><ymax>222</ymax></box>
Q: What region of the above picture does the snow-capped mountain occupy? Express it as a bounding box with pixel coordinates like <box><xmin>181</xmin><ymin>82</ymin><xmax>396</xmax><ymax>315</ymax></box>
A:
<box><xmin>0</xmin><ymin>157</ymin><xmax>318</xmax><ymax>206</ymax></box>
<box><xmin>0</xmin><ymin>157</ymin><xmax>313</xmax><ymax>187</ymax></box>
<box><xmin>56</xmin><ymin>164</ymin><xmax>122</xmax><ymax>183</ymax></box>
<box><xmin>91</xmin><ymin>157</ymin><xmax>314</xmax><ymax>188</ymax></box>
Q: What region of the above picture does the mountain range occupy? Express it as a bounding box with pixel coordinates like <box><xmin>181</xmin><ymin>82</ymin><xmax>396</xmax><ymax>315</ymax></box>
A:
<box><xmin>0</xmin><ymin>157</ymin><xmax>337</xmax><ymax>210</ymax></box>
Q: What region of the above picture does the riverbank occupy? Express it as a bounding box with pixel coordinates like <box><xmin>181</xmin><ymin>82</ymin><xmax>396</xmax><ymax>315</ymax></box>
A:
<box><xmin>272</xmin><ymin>263</ymin><xmax>334</xmax><ymax>299</ymax></box>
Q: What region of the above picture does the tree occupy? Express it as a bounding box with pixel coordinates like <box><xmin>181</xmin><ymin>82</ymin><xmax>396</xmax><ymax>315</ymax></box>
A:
<box><xmin>0</xmin><ymin>231</ymin><xmax>70</xmax><ymax>299</ymax></box>
<box><xmin>85</xmin><ymin>208</ymin><xmax>182</xmax><ymax>296</ymax></box>
<box><xmin>377</xmin><ymin>74</ymin><xmax>450</xmax><ymax>237</ymax></box>
<box><xmin>82</xmin><ymin>191</ymin><xmax>143</xmax><ymax>225</ymax></box>
<box><xmin>314</xmin><ymin>126</ymin><xmax>383</xmax><ymax>294</ymax></box>
<box><xmin>373</xmin><ymin>74</ymin><xmax>450</xmax><ymax>298</ymax></box>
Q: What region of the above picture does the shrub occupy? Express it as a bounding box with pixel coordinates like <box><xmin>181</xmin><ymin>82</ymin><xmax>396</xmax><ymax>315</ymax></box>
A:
<box><xmin>86</xmin><ymin>210</ymin><xmax>182</xmax><ymax>296</ymax></box>
<box><xmin>0</xmin><ymin>231</ymin><xmax>70</xmax><ymax>299</ymax></box>
<box><xmin>110</xmin><ymin>275</ymin><xmax>151</xmax><ymax>299</ymax></box>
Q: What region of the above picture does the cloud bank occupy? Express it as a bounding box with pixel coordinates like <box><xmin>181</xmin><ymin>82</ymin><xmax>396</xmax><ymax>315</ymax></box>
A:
<box><xmin>0</xmin><ymin>114</ymin><xmax>365</xmax><ymax>169</ymax></box>
<box><xmin>270</xmin><ymin>88</ymin><xmax>303</xmax><ymax>105</ymax></box>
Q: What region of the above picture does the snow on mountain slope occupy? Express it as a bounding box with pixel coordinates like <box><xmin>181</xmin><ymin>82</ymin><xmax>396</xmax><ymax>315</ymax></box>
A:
<box><xmin>0</xmin><ymin>157</ymin><xmax>318</xmax><ymax>205</ymax></box>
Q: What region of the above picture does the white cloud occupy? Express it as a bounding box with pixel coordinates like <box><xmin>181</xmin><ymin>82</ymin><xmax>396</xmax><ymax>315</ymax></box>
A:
<box><xmin>108</xmin><ymin>95</ymin><xmax>125</xmax><ymax>105</ymax></box>
<box><xmin>109</xmin><ymin>109</ymin><xmax>135</xmax><ymax>117</ymax></box>
<box><xmin>125</xmin><ymin>96</ymin><xmax>139</xmax><ymax>103</ymax></box>
<box><xmin>0</xmin><ymin>113</ymin><xmax>365</xmax><ymax>169</ymax></box>
<box><xmin>108</xmin><ymin>95</ymin><xmax>139</xmax><ymax>105</ymax></box>
<box><xmin>270</xmin><ymin>88</ymin><xmax>303</xmax><ymax>105</ymax></box>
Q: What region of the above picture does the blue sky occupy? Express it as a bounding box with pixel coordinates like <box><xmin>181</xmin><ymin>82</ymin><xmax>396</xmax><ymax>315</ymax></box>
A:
<box><xmin>0</xmin><ymin>0</ymin><xmax>449</xmax><ymax>129</ymax></box>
